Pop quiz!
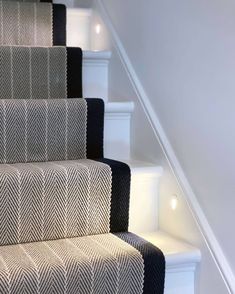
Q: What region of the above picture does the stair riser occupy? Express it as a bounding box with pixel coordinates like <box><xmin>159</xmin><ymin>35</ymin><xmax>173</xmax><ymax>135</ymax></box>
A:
<box><xmin>104</xmin><ymin>112</ymin><xmax>131</xmax><ymax>159</ymax></box>
<box><xmin>83</xmin><ymin>56</ymin><xmax>109</xmax><ymax>102</ymax></box>
<box><xmin>129</xmin><ymin>174</ymin><xmax>160</xmax><ymax>233</ymax></box>
<box><xmin>66</xmin><ymin>8</ymin><xmax>92</xmax><ymax>49</ymax></box>
<box><xmin>165</xmin><ymin>267</ymin><xmax>196</xmax><ymax>294</ymax></box>
<box><xmin>103</xmin><ymin>102</ymin><xmax>133</xmax><ymax>159</ymax></box>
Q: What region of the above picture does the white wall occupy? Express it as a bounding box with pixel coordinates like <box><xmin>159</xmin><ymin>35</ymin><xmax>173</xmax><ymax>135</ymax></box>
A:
<box><xmin>98</xmin><ymin>0</ymin><xmax>235</xmax><ymax>293</ymax></box>
<box><xmin>107</xmin><ymin>41</ymin><xmax>228</xmax><ymax>294</ymax></box>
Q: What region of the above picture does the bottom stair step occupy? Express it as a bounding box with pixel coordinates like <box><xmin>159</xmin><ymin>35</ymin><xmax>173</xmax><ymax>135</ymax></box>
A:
<box><xmin>140</xmin><ymin>231</ymin><xmax>201</xmax><ymax>294</ymax></box>
<box><xmin>0</xmin><ymin>233</ymin><xmax>165</xmax><ymax>293</ymax></box>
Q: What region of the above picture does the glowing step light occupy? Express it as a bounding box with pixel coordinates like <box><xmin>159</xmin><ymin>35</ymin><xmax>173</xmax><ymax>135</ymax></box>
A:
<box><xmin>95</xmin><ymin>24</ymin><xmax>101</xmax><ymax>34</ymax></box>
<box><xmin>170</xmin><ymin>195</ymin><xmax>178</xmax><ymax>210</ymax></box>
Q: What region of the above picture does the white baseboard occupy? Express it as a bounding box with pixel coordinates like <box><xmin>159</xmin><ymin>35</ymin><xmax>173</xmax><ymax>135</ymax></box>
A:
<box><xmin>96</xmin><ymin>0</ymin><xmax>235</xmax><ymax>292</ymax></box>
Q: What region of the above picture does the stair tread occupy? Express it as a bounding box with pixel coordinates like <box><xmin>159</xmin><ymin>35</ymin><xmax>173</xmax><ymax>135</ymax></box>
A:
<box><xmin>122</xmin><ymin>159</ymin><xmax>163</xmax><ymax>176</ymax></box>
<box><xmin>139</xmin><ymin>231</ymin><xmax>201</xmax><ymax>266</ymax></box>
<box><xmin>83</xmin><ymin>50</ymin><xmax>112</xmax><ymax>60</ymax></box>
<box><xmin>105</xmin><ymin>101</ymin><xmax>134</xmax><ymax>113</ymax></box>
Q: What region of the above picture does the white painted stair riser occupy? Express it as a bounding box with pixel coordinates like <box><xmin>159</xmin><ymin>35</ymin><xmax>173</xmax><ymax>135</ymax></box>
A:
<box><xmin>104</xmin><ymin>102</ymin><xmax>133</xmax><ymax>160</ymax></box>
<box><xmin>66</xmin><ymin>8</ymin><xmax>92</xmax><ymax>49</ymax></box>
<box><xmin>127</xmin><ymin>161</ymin><xmax>163</xmax><ymax>233</ymax></box>
<box><xmin>83</xmin><ymin>51</ymin><xmax>111</xmax><ymax>103</ymax></box>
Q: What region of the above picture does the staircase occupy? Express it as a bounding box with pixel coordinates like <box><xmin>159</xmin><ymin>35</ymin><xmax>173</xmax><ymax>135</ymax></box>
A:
<box><xmin>0</xmin><ymin>0</ymin><xmax>201</xmax><ymax>294</ymax></box>
<box><xmin>65</xmin><ymin>4</ymin><xmax>201</xmax><ymax>294</ymax></box>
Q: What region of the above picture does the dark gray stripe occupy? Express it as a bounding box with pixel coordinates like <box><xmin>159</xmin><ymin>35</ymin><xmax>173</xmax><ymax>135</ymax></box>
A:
<box><xmin>115</xmin><ymin>232</ymin><xmax>165</xmax><ymax>294</ymax></box>
<box><xmin>95</xmin><ymin>158</ymin><xmax>131</xmax><ymax>232</ymax></box>
<box><xmin>86</xmin><ymin>98</ymin><xmax>104</xmax><ymax>159</ymax></box>
<box><xmin>53</xmin><ymin>4</ymin><xmax>66</xmax><ymax>46</ymax></box>
<box><xmin>67</xmin><ymin>47</ymin><xmax>83</xmax><ymax>98</ymax></box>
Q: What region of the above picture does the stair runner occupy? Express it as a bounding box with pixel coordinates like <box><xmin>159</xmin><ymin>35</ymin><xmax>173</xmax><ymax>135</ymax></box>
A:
<box><xmin>0</xmin><ymin>1</ymin><xmax>165</xmax><ymax>294</ymax></box>
<box><xmin>0</xmin><ymin>47</ymin><xmax>83</xmax><ymax>98</ymax></box>
<box><xmin>0</xmin><ymin>1</ymin><xmax>65</xmax><ymax>45</ymax></box>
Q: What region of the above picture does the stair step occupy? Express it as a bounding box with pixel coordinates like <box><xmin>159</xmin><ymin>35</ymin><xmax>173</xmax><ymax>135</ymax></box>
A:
<box><xmin>140</xmin><ymin>231</ymin><xmax>201</xmax><ymax>294</ymax></box>
<box><xmin>83</xmin><ymin>50</ymin><xmax>112</xmax><ymax>60</ymax></box>
<box><xmin>140</xmin><ymin>231</ymin><xmax>201</xmax><ymax>266</ymax></box>
<box><xmin>83</xmin><ymin>50</ymin><xmax>111</xmax><ymax>102</ymax></box>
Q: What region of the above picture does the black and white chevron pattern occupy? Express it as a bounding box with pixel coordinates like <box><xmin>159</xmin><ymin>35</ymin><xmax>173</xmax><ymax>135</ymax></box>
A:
<box><xmin>0</xmin><ymin>99</ymin><xmax>88</xmax><ymax>164</ymax></box>
<box><xmin>0</xmin><ymin>234</ymin><xmax>144</xmax><ymax>294</ymax></box>
<box><xmin>0</xmin><ymin>98</ymin><xmax>104</xmax><ymax>162</ymax></box>
<box><xmin>0</xmin><ymin>46</ymin><xmax>82</xmax><ymax>99</ymax></box>
<box><xmin>1</xmin><ymin>47</ymin><xmax>67</xmax><ymax>100</ymax></box>
<box><xmin>0</xmin><ymin>159</ymin><xmax>112</xmax><ymax>245</ymax></box>
<box><xmin>0</xmin><ymin>98</ymin><xmax>165</xmax><ymax>292</ymax></box>
<box><xmin>0</xmin><ymin>1</ymin><xmax>52</xmax><ymax>46</ymax></box>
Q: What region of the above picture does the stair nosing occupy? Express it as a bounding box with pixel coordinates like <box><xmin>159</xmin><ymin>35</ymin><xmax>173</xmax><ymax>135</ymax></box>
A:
<box><xmin>105</xmin><ymin>102</ymin><xmax>134</xmax><ymax>113</ymax></box>
<box><xmin>139</xmin><ymin>231</ymin><xmax>201</xmax><ymax>267</ymax></box>
<box><xmin>83</xmin><ymin>50</ymin><xmax>112</xmax><ymax>60</ymax></box>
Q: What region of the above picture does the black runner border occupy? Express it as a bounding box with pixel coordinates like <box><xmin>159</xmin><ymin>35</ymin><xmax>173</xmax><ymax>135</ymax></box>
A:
<box><xmin>53</xmin><ymin>4</ymin><xmax>66</xmax><ymax>46</ymax></box>
<box><xmin>86</xmin><ymin>98</ymin><xmax>104</xmax><ymax>159</ymax></box>
<box><xmin>95</xmin><ymin>158</ymin><xmax>131</xmax><ymax>232</ymax></box>
<box><xmin>67</xmin><ymin>47</ymin><xmax>83</xmax><ymax>98</ymax></box>
<box><xmin>115</xmin><ymin>232</ymin><xmax>165</xmax><ymax>294</ymax></box>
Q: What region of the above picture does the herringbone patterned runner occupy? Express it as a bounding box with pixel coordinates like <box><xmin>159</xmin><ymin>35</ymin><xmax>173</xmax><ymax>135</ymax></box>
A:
<box><xmin>0</xmin><ymin>234</ymin><xmax>144</xmax><ymax>294</ymax></box>
<box><xmin>0</xmin><ymin>47</ymin><xmax>67</xmax><ymax>100</ymax></box>
<box><xmin>0</xmin><ymin>1</ymin><xmax>52</xmax><ymax>46</ymax></box>
<box><xmin>0</xmin><ymin>99</ymin><xmax>88</xmax><ymax>164</ymax></box>
<box><xmin>0</xmin><ymin>159</ymin><xmax>112</xmax><ymax>245</ymax></box>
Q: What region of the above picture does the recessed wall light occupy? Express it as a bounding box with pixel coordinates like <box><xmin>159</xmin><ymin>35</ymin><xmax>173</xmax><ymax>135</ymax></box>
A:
<box><xmin>170</xmin><ymin>195</ymin><xmax>178</xmax><ymax>210</ymax></box>
<box><xmin>95</xmin><ymin>24</ymin><xmax>101</xmax><ymax>35</ymax></box>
